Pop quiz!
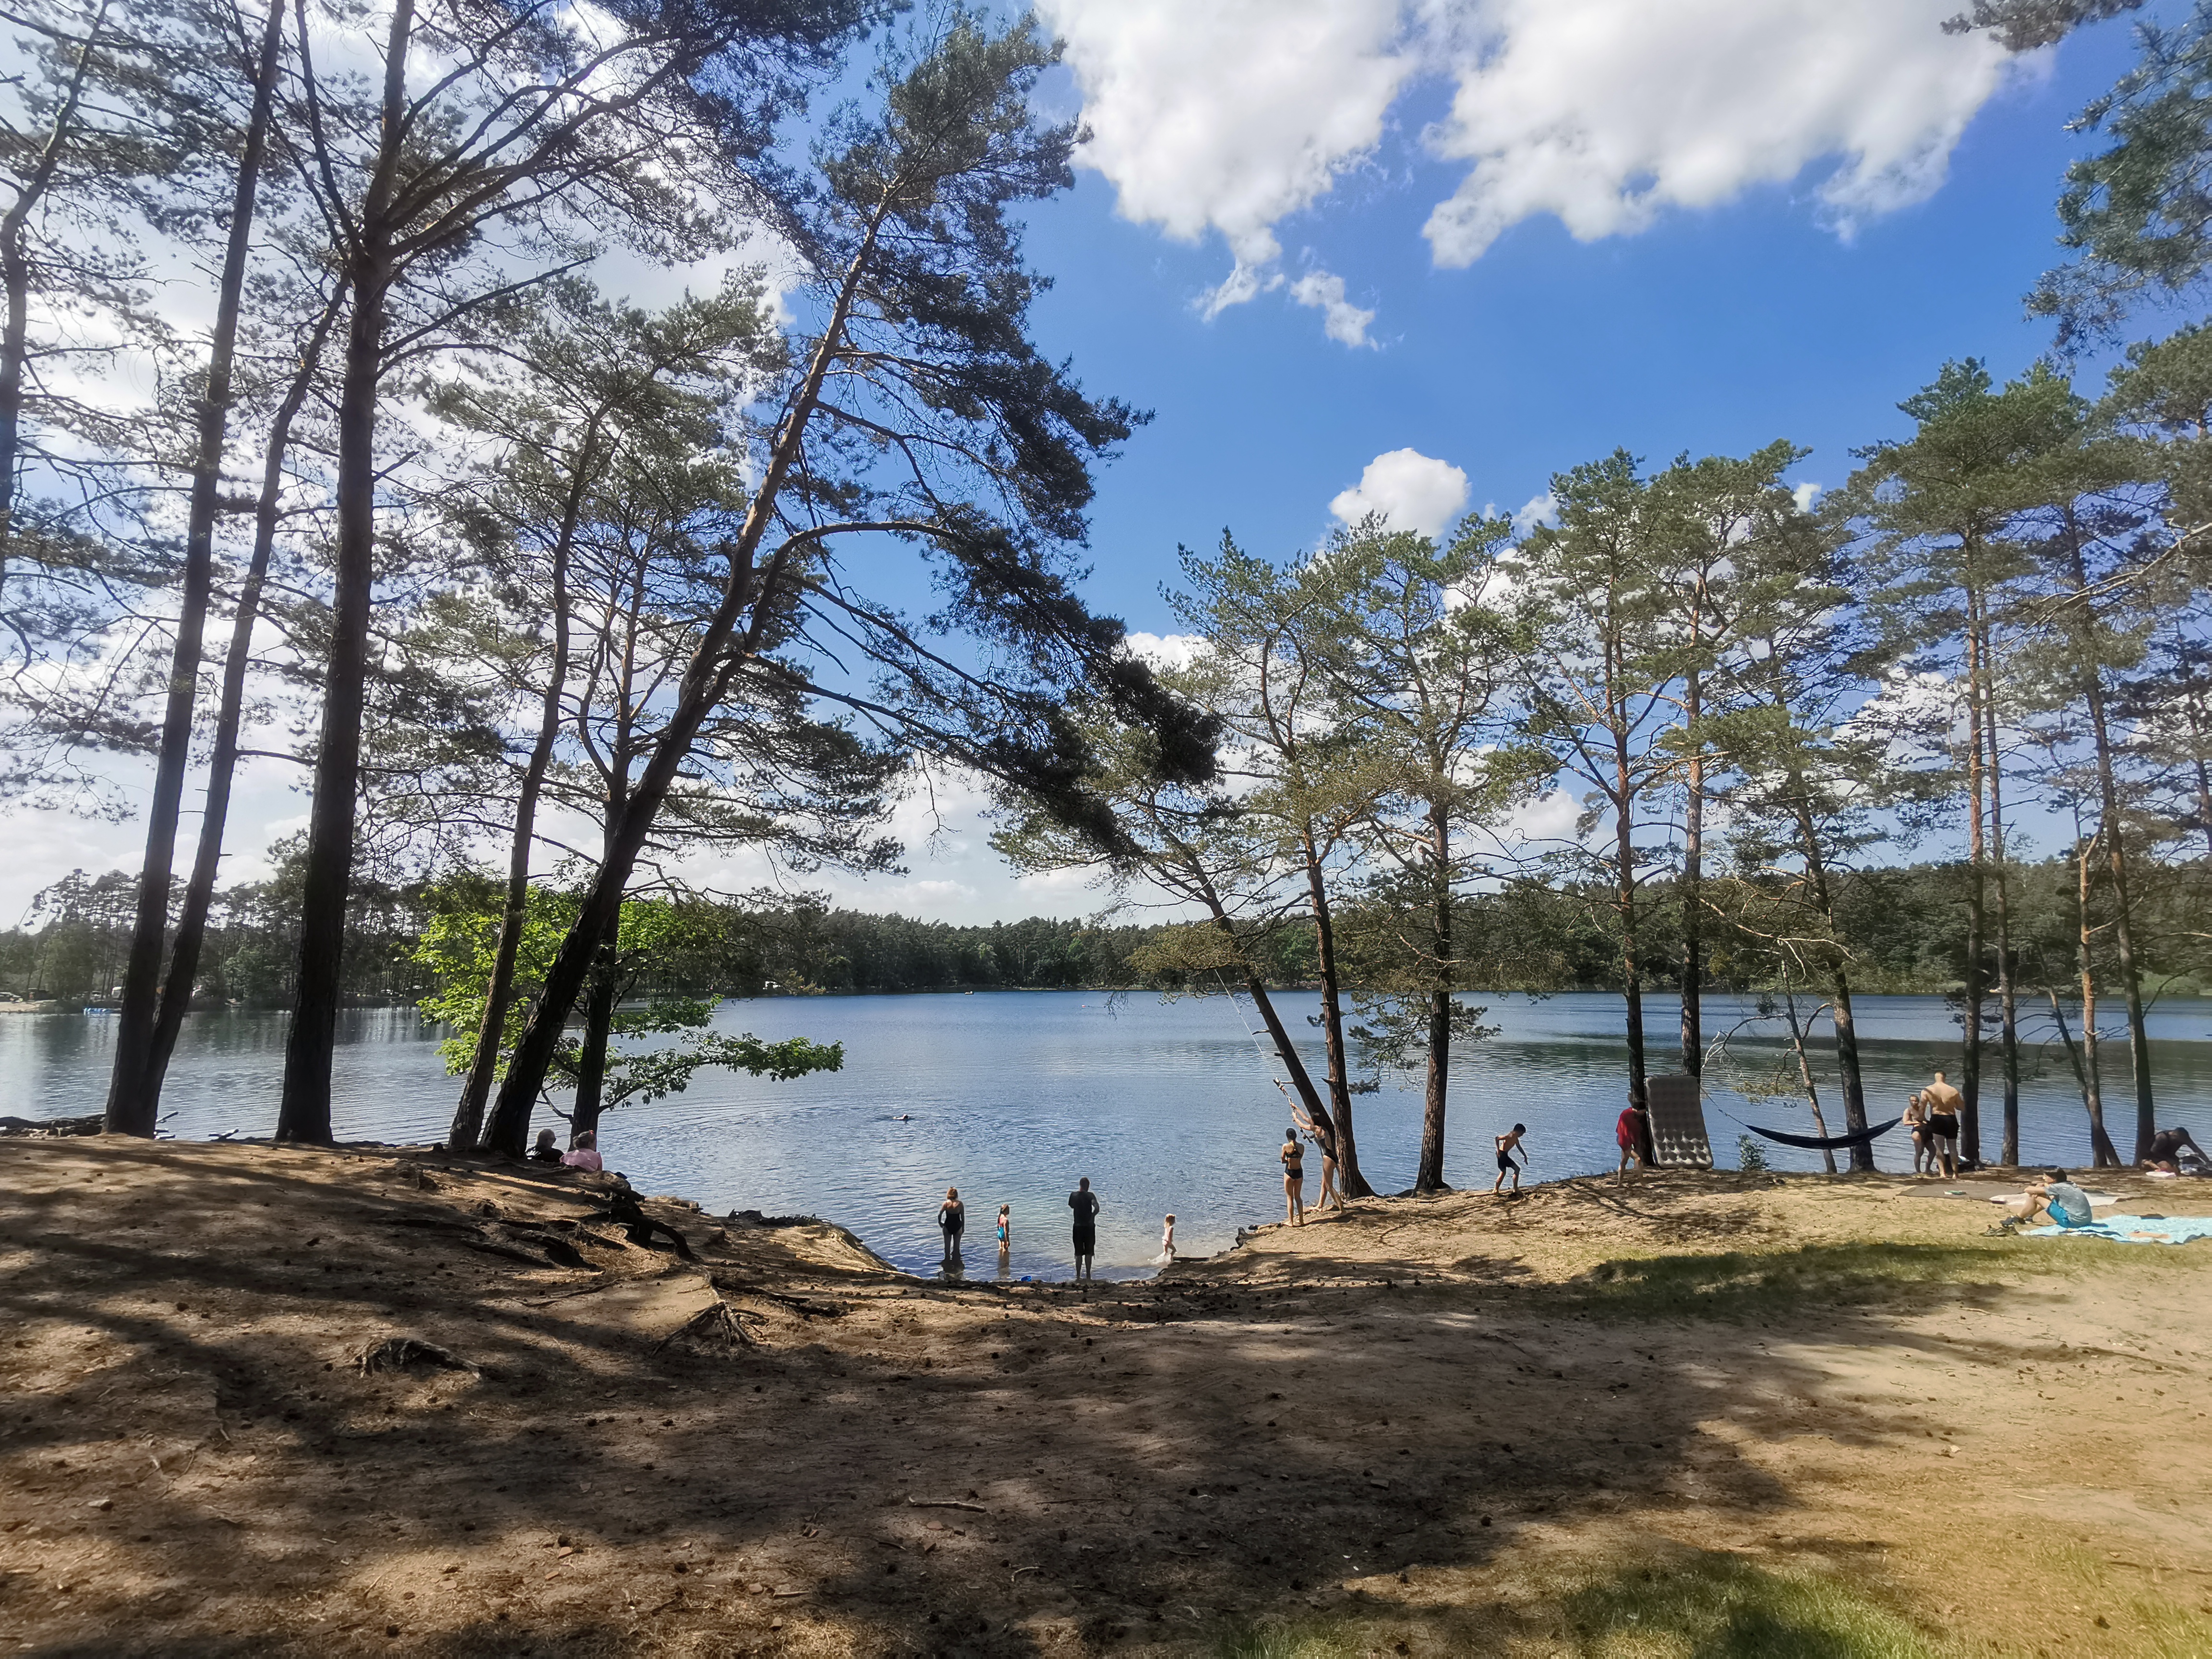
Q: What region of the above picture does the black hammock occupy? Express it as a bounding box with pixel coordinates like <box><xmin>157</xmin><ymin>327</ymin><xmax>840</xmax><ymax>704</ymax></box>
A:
<box><xmin>1743</xmin><ymin>1115</ymin><xmax>1901</xmax><ymax>1152</ymax></box>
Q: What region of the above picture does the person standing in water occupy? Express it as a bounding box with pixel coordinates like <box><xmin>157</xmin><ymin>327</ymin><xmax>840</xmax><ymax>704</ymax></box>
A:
<box><xmin>937</xmin><ymin>1187</ymin><xmax>965</xmax><ymax>1262</ymax></box>
<box><xmin>1068</xmin><ymin>1178</ymin><xmax>1100</xmax><ymax>1281</ymax></box>
<box><xmin>1154</xmin><ymin>1214</ymin><xmax>1177</xmax><ymax>1265</ymax></box>
<box><xmin>995</xmin><ymin>1203</ymin><xmax>1011</xmax><ymax>1260</ymax></box>
<box><xmin>1493</xmin><ymin>1123</ymin><xmax>1527</xmax><ymax>1195</ymax></box>
<box><xmin>1281</xmin><ymin>1126</ymin><xmax>1307</xmax><ymax>1226</ymax></box>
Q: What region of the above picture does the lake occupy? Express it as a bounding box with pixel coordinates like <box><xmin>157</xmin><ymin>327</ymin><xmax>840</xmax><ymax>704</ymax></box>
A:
<box><xmin>5</xmin><ymin>989</ymin><xmax>2209</xmax><ymax>1278</ymax></box>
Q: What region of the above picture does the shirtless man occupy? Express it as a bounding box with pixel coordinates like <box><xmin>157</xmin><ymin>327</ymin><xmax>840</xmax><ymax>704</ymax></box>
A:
<box><xmin>1921</xmin><ymin>1071</ymin><xmax>1962</xmax><ymax>1178</ymax></box>
<box><xmin>1493</xmin><ymin>1123</ymin><xmax>1527</xmax><ymax>1195</ymax></box>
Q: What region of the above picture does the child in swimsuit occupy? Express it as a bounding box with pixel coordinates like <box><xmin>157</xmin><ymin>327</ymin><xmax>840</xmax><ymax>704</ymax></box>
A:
<box><xmin>1281</xmin><ymin>1128</ymin><xmax>1307</xmax><ymax>1226</ymax></box>
<box><xmin>1493</xmin><ymin>1123</ymin><xmax>1527</xmax><ymax>1195</ymax></box>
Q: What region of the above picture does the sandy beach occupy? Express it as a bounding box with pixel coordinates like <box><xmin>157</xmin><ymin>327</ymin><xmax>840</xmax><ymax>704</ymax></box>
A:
<box><xmin>2</xmin><ymin>1137</ymin><xmax>2208</xmax><ymax>1657</ymax></box>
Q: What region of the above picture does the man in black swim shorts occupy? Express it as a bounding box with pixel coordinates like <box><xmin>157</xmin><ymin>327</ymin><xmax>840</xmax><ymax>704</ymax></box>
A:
<box><xmin>1069</xmin><ymin>1177</ymin><xmax>1100</xmax><ymax>1282</ymax></box>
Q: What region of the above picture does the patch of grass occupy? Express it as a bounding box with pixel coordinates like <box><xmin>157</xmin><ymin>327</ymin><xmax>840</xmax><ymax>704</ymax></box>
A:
<box><xmin>1213</xmin><ymin>1617</ymin><xmax>1362</xmax><ymax>1659</ymax></box>
<box><xmin>1549</xmin><ymin>1239</ymin><xmax>2188</xmax><ymax>1321</ymax></box>
<box><xmin>1563</xmin><ymin>1551</ymin><xmax>1938</xmax><ymax>1658</ymax></box>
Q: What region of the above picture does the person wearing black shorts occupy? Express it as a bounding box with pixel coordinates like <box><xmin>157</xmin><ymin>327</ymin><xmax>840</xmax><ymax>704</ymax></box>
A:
<box><xmin>1493</xmin><ymin>1123</ymin><xmax>1527</xmax><ymax>1195</ymax></box>
<box><xmin>1069</xmin><ymin>1177</ymin><xmax>1100</xmax><ymax>1281</ymax></box>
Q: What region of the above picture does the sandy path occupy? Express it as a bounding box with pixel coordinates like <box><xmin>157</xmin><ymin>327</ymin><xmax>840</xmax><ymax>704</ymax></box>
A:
<box><xmin>1</xmin><ymin>1141</ymin><xmax>2207</xmax><ymax>1657</ymax></box>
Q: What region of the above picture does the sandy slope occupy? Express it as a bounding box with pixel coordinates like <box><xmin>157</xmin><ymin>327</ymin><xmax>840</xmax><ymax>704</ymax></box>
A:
<box><xmin>1</xmin><ymin>1139</ymin><xmax>2207</xmax><ymax>1657</ymax></box>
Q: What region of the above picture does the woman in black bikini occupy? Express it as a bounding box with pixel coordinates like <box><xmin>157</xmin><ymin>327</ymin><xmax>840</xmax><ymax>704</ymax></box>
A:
<box><xmin>1281</xmin><ymin>1126</ymin><xmax>1306</xmax><ymax>1226</ymax></box>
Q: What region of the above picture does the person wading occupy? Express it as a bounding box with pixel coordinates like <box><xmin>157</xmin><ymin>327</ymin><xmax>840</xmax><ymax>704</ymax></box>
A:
<box><xmin>1069</xmin><ymin>1178</ymin><xmax>1100</xmax><ymax>1282</ymax></box>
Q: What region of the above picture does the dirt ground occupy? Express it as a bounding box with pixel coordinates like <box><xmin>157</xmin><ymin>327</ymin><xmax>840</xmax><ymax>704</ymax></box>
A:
<box><xmin>2</xmin><ymin>1138</ymin><xmax>2209</xmax><ymax>1659</ymax></box>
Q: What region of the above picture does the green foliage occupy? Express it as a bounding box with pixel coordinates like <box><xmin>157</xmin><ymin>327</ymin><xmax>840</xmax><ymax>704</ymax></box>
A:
<box><xmin>1736</xmin><ymin>1134</ymin><xmax>1769</xmax><ymax>1172</ymax></box>
<box><xmin>2033</xmin><ymin>2</ymin><xmax>2212</xmax><ymax>347</ymax></box>
<box><xmin>410</xmin><ymin>882</ymin><xmax>842</xmax><ymax>1111</ymax></box>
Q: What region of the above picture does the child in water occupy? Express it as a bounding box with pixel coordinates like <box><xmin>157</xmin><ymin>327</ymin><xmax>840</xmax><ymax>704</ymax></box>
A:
<box><xmin>995</xmin><ymin>1204</ymin><xmax>1010</xmax><ymax>1257</ymax></box>
<box><xmin>1154</xmin><ymin>1214</ymin><xmax>1176</xmax><ymax>1265</ymax></box>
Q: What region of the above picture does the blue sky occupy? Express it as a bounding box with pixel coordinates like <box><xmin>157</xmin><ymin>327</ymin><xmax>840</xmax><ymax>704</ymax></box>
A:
<box><xmin>0</xmin><ymin>2</ymin><xmax>2175</xmax><ymax>926</ymax></box>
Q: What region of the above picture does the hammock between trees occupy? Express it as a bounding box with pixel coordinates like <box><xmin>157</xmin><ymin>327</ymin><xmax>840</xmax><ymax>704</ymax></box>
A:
<box><xmin>1742</xmin><ymin>1116</ymin><xmax>1902</xmax><ymax>1152</ymax></box>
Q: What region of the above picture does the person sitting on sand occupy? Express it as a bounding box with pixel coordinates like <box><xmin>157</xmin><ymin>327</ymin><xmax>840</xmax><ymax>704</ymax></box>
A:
<box><xmin>938</xmin><ymin>1187</ymin><xmax>965</xmax><ymax>1260</ymax></box>
<box><xmin>1493</xmin><ymin>1124</ymin><xmax>1527</xmax><ymax>1195</ymax></box>
<box><xmin>1614</xmin><ymin>1099</ymin><xmax>1649</xmax><ymax>1187</ymax></box>
<box><xmin>1280</xmin><ymin>1127</ymin><xmax>1306</xmax><ymax>1227</ymax></box>
<box><xmin>2006</xmin><ymin>1169</ymin><xmax>2095</xmax><ymax>1229</ymax></box>
<box><xmin>1902</xmin><ymin>1092</ymin><xmax>1934</xmax><ymax>1177</ymax></box>
<box><xmin>1069</xmin><ymin>1178</ymin><xmax>1100</xmax><ymax>1281</ymax></box>
<box><xmin>2143</xmin><ymin>1126</ymin><xmax>2209</xmax><ymax>1173</ymax></box>
<box><xmin>529</xmin><ymin>1128</ymin><xmax>563</xmax><ymax>1165</ymax></box>
<box><xmin>561</xmin><ymin>1130</ymin><xmax>603</xmax><ymax>1172</ymax></box>
<box><xmin>1921</xmin><ymin>1071</ymin><xmax>1962</xmax><ymax>1178</ymax></box>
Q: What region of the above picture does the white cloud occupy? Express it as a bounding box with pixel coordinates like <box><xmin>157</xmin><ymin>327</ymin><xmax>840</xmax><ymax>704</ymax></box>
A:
<box><xmin>1792</xmin><ymin>481</ymin><xmax>1823</xmax><ymax>513</ymax></box>
<box><xmin>1288</xmin><ymin>269</ymin><xmax>1378</xmax><ymax>348</ymax></box>
<box><xmin>1044</xmin><ymin>0</ymin><xmax>2027</xmax><ymax>320</ymax></box>
<box><xmin>1423</xmin><ymin>0</ymin><xmax>2021</xmax><ymax>265</ymax></box>
<box><xmin>1122</xmin><ymin>631</ymin><xmax>1209</xmax><ymax>672</ymax></box>
<box><xmin>1041</xmin><ymin>0</ymin><xmax>1416</xmax><ymax>340</ymax></box>
<box><xmin>1511</xmin><ymin>490</ymin><xmax>1558</xmax><ymax>536</ymax></box>
<box><xmin>1330</xmin><ymin>448</ymin><xmax>1470</xmax><ymax>538</ymax></box>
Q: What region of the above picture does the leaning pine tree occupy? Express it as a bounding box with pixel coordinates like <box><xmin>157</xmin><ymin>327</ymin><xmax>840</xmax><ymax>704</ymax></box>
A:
<box><xmin>484</xmin><ymin>19</ymin><xmax>1214</xmax><ymax>1153</ymax></box>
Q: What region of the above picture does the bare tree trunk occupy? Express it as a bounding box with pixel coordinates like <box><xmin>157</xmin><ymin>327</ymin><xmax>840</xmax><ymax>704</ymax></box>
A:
<box><xmin>448</xmin><ymin>426</ymin><xmax>591</xmax><ymax>1151</ymax></box>
<box><xmin>1779</xmin><ymin>983</ymin><xmax>1836</xmax><ymax>1175</ymax></box>
<box><xmin>1416</xmin><ymin>797</ymin><xmax>1451</xmax><ymax>1193</ymax></box>
<box><xmin>1978</xmin><ymin>616</ymin><xmax>2020</xmax><ymax>1166</ymax></box>
<box><xmin>1615</xmin><ymin>755</ymin><xmax>1647</xmax><ymax>1112</ymax></box>
<box><xmin>1960</xmin><ymin>595</ymin><xmax>1987</xmax><ymax>1167</ymax></box>
<box><xmin>1787</xmin><ymin>779</ymin><xmax>1871</xmax><ymax>1169</ymax></box>
<box><xmin>1680</xmin><ymin>670</ymin><xmax>1703</xmax><ymax>1079</ymax></box>
<box><xmin>1301</xmin><ymin>835</ymin><xmax>1371</xmax><ymax>1197</ymax></box>
<box><xmin>567</xmin><ymin>918</ymin><xmax>619</xmax><ymax>1147</ymax></box>
<box><xmin>276</xmin><ymin>0</ymin><xmax>412</xmax><ymax>1144</ymax></box>
<box><xmin>2061</xmin><ymin>526</ymin><xmax>2155</xmax><ymax>1161</ymax></box>
<box><xmin>485</xmin><ymin>199</ymin><xmax>893</xmax><ymax>1155</ymax></box>
<box><xmin>145</xmin><ymin>292</ymin><xmax>341</xmax><ymax>1094</ymax></box>
<box><xmin>105</xmin><ymin>0</ymin><xmax>286</xmax><ymax>1136</ymax></box>
<box><xmin>0</xmin><ymin>0</ymin><xmax>108</xmax><ymax>593</ymax></box>
<box><xmin>2066</xmin><ymin>827</ymin><xmax>2120</xmax><ymax>1166</ymax></box>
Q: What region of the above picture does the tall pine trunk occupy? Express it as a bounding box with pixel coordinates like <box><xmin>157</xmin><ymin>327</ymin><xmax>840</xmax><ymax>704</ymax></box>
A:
<box><xmin>567</xmin><ymin>919</ymin><xmax>619</xmax><ymax>1146</ymax></box>
<box><xmin>1977</xmin><ymin>616</ymin><xmax>2020</xmax><ymax>1166</ymax></box>
<box><xmin>2074</xmin><ymin>830</ymin><xmax>2120</xmax><ymax>1167</ymax></box>
<box><xmin>1416</xmin><ymin>797</ymin><xmax>1452</xmax><ymax>1193</ymax></box>
<box><xmin>448</xmin><ymin>428</ymin><xmax>591</xmax><ymax>1151</ymax></box>
<box><xmin>276</xmin><ymin>0</ymin><xmax>413</xmax><ymax>1143</ymax></box>
<box><xmin>105</xmin><ymin>0</ymin><xmax>285</xmax><ymax>1135</ymax></box>
<box><xmin>1301</xmin><ymin>834</ymin><xmax>1371</xmax><ymax>1197</ymax></box>
<box><xmin>1790</xmin><ymin>780</ymin><xmax>1870</xmax><ymax>1168</ymax></box>
<box><xmin>1680</xmin><ymin>669</ymin><xmax>1703</xmax><ymax>1079</ymax></box>
<box><xmin>484</xmin><ymin>197</ymin><xmax>894</xmax><ymax>1155</ymax></box>
<box><xmin>146</xmin><ymin>293</ymin><xmax>341</xmax><ymax>1092</ymax></box>
<box><xmin>1615</xmin><ymin>728</ymin><xmax>1647</xmax><ymax>1112</ymax></box>
<box><xmin>2063</xmin><ymin>523</ymin><xmax>2155</xmax><ymax>1160</ymax></box>
<box><xmin>1960</xmin><ymin>598</ymin><xmax>1987</xmax><ymax>1167</ymax></box>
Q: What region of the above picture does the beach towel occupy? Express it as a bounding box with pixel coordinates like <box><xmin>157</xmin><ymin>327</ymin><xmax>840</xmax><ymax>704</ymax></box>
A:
<box><xmin>2023</xmin><ymin>1215</ymin><xmax>2212</xmax><ymax>1246</ymax></box>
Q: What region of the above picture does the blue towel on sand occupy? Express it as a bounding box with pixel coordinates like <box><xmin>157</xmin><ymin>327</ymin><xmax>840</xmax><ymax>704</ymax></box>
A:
<box><xmin>2025</xmin><ymin>1215</ymin><xmax>2212</xmax><ymax>1246</ymax></box>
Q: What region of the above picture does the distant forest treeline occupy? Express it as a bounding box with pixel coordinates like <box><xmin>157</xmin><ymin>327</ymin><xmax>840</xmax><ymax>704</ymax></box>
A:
<box><xmin>8</xmin><ymin>854</ymin><xmax>2202</xmax><ymax>1008</ymax></box>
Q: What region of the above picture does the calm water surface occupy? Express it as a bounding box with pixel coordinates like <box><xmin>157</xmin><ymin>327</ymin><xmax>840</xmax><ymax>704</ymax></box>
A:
<box><xmin>5</xmin><ymin>990</ymin><xmax>2209</xmax><ymax>1278</ymax></box>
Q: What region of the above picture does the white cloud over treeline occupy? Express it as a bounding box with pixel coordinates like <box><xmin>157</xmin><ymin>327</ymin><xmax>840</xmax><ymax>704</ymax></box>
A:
<box><xmin>1039</xmin><ymin>0</ymin><xmax>2027</xmax><ymax>343</ymax></box>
